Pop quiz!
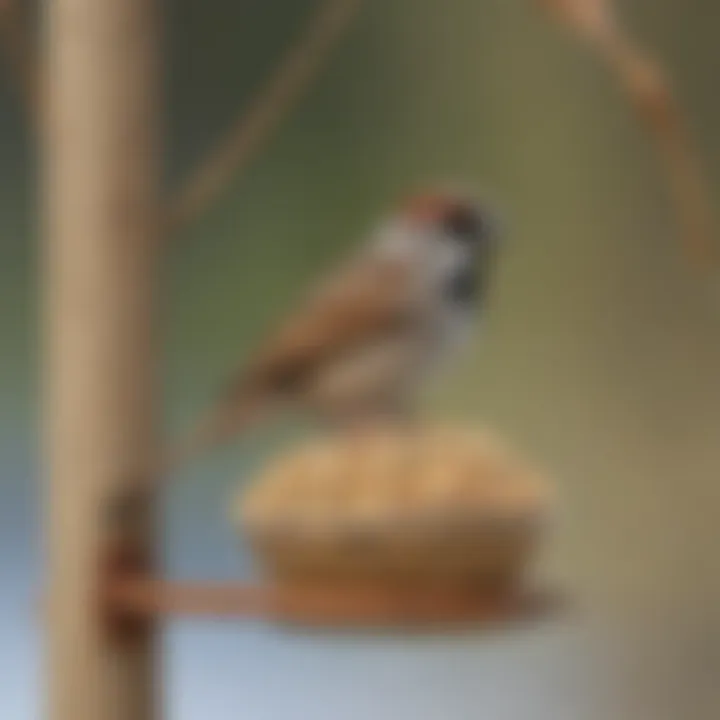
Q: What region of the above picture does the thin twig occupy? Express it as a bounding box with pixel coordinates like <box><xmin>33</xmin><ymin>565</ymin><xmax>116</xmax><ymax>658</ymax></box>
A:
<box><xmin>537</xmin><ymin>0</ymin><xmax>716</xmax><ymax>267</ymax></box>
<box><xmin>0</xmin><ymin>0</ymin><xmax>40</xmax><ymax>121</ymax></box>
<box><xmin>166</xmin><ymin>0</ymin><xmax>363</xmax><ymax>236</ymax></box>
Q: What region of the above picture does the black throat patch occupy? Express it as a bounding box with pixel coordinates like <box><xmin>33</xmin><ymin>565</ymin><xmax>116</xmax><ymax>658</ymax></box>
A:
<box><xmin>445</xmin><ymin>265</ymin><xmax>479</xmax><ymax>306</ymax></box>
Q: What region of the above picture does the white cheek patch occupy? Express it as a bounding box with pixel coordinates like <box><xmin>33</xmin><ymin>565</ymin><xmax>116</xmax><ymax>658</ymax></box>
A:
<box><xmin>429</xmin><ymin>231</ymin><xmax>471</xmax><ymax>281</ymax></box>
<box><xmin>372</xmin><ymin>221</ymin><xmax>472</xmax><ymax>288</ymax></box>
<box><xmin>373</xmin><ymin>220</ymin><xmax>419</xmax><ymax>259</ymax></box>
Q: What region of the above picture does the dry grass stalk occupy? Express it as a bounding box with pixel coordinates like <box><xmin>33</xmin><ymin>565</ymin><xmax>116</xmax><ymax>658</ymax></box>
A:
<box><xmin>0</xmin><ymin>0</ymin><xmax>362</xmax><ymax>236</ymax></box>
<box><xmin>0</xmin><ymin>0</ymin><xmax>40</xmax><ymax>119</ymax></box>
<box><xmin>0</xmin><ymin>0</ymin><xmax>710</xmax><ymax>262</ymax></box>
<box><xmin>538</xmin><ymin>0</ymin><xmax>716</xmax><ymax>267</ymax></box>
<box><xmin>166</xmin><ymin>0</ymin><xmax>363</xmax><ymax>235</ymax></box>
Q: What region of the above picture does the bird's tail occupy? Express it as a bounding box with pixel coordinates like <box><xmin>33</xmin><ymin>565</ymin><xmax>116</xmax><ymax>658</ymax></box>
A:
<box><xmin>158</xmin><ymin>395</ymin><xmax>270</xmax><ymax>479</ymax></box>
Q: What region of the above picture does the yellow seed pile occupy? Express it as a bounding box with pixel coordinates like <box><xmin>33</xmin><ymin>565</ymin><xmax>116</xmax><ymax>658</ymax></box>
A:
<box><xmin>238</xmin><ymin>425</ymin><xmax>550</xmax><ymax>536</ymax></box>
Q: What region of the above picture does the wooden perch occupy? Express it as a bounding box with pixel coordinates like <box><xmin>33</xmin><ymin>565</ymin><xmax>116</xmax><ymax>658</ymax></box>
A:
<box><xmin>538</xmin><ymin>0</ymin><xmax>716</xmax><ymax>267</ymax></box>
<box><xmin>166</xmin><ymin>0</ymin><xmax>363</xmax><ymax>235</ymax></box>
<box><xmin>105</xmin><ymin>573</ymin><xmax>553</xmax><ymax>629</ymax></box>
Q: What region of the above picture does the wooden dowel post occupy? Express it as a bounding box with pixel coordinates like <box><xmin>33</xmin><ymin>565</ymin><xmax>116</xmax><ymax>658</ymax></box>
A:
<box><xmin>44</xmin><ymin>1</ymin><xmax>161</xmax><ymax>719</ymax></box>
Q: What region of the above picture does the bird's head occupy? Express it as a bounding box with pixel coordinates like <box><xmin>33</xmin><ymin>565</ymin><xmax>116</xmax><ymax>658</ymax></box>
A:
<box><xmin>376</xmin><ymin>188</ymin><xmax>501</xmax><ymax>285</ymax></box>
<box><xmin>401</xmin><ymin>190</ymin><xmax>497</xmax><ymax>251</ymax></box>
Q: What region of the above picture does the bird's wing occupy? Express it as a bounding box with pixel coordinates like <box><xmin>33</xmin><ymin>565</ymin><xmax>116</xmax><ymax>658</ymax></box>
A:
<box><xmin>161</xmin><ymin>254</ymin><xmax>420</xmax><ymax>475</ymax></box>
<box><xmin>230</xmin><ymin>254</ymin><xmax>420</xmax><ymax>399</ymax></box>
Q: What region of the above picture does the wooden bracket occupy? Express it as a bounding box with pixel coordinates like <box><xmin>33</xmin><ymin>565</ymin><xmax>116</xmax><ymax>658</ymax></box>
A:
<box><xmin>101</xmin><ymin>486</ymin><xmax>157</xmax><ymax>642</ymax></box>
<box><xmin>102</xmin><ymin>541</ymin><xmax>155</xmax><ymax>642</ymax></box>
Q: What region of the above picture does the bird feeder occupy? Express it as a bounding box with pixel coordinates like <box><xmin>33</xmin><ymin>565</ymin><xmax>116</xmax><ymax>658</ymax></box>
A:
<box><xmin>103</xmin><ymin>425</ymin><xmax>554</xmax><ymax>631</ymax></box>
<box><xmin>238</xmin><ymin>425</ymin><xmax>552</xmax><ymax>625</ymax></box>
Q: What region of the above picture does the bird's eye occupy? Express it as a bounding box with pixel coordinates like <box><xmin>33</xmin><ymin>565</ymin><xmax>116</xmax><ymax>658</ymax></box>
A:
<box><xmin>443</xmin><ymin>205</ymin><xmax>485</xmax><ymax>243</ymax></box>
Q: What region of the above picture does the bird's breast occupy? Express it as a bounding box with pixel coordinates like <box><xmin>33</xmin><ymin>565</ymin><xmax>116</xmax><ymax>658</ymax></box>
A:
<box><xmin>305</xmin><ymin>332</ymin><xmax>427</xmax><ymax>410</ymax></box>
<box><xmin>444</xmin><ymin>264</ymin><xmax>479</xmax><ymax>306</ymax></box>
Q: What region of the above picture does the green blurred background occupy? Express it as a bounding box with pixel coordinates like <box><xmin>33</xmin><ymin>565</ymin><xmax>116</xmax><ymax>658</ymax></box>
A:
<box><xmin>1</xmin><ymin>1</ymin><xmax>719</xmax><ymax>718</ymax></box>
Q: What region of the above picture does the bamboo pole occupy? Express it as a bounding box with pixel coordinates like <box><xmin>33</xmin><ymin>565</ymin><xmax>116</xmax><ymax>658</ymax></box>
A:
<box><xmin>44</xmin><ymin>0</ymin><xmax>161</xmax><ymax>719</ymax></box>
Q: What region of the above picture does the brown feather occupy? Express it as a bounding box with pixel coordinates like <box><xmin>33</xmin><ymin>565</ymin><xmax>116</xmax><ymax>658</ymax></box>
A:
<box><xmin>229</xmin><ymin>255</ymin><xmax>419</xmax><ymax>400</ymax></box>
<box><xmin>162</xmin><ymin>255</ymin><xmax>421</xmax><ymax>473</ymax></box>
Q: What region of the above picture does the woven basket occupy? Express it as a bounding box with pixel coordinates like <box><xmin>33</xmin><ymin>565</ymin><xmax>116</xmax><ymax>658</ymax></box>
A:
<box><xmin>236</xmin><ymin>425</ymin><xmax>551</xmax><ymax>591</ymax></box>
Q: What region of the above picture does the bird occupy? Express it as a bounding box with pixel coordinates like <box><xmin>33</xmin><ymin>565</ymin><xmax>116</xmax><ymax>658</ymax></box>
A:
<box><xmin>164</xmin><ymin>188</ymin><xmax>500</xmax><ymax>474</ymax></box>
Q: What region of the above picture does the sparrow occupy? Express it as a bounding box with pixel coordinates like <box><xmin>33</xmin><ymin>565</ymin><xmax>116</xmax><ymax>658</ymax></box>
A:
<box><xmin>165</xmin><ymin>189</ymin><xmax>499</xmax><ymax>473</ymax></box>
